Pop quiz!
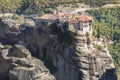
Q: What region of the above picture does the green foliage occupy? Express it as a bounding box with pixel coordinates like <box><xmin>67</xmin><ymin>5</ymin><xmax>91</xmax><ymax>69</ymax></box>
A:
<box><xmin>87</xmin><ymin>7</ymin><xmax>120</xmax><ymax>41</ymax></box>
<box><xmin>93</xmin><ymin>44</ymin><xmax>102</xmax><ymax>50</ymax></box>
<box><xmin>108</xmin><ymin>43</ymin><xmax>120</xmax><ymax>74</ymax></box>
<box><xmin>12</xmin><ymin>14</ymin><xmax>19</xmax><ymax>20</ymax></box>
<box><xmin>85</xmin><ymin>32</ymin><xmax>91</xmax><ymax>44</ymax></box>
<box><xmin>85</xmin><ymin>32</ymin><xmax>89</xmax><ymax>38</ymax></box>
<box><xmin>0</xmin><ymin>0</ymin><xmax>22</xmax><ymax>13</ymax></box>
<box><xmin>3</xmin><ymin>45</ymin><xmax>12</xmax><ymax>49</ymax></box>
<box><xmin>0</xmin><ymin>0</ymin><xmax>120</xmax><ymax>14</ymax></box>
<box><xmin>11</xmin><ymin>14</ymin><xmax>25</xmax><ymax>24</ymax></box>
<box><xmin>80</xmin><ymin>0</ymin><xmax>120</xmax><ymax>7</ymax></box>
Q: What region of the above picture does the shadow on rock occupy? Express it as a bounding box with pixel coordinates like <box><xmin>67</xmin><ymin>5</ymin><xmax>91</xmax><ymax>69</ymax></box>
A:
<box><xmin>99</xmin><ymin>68</ymin><xmax>117</xmax><ymax>80</ymax></box>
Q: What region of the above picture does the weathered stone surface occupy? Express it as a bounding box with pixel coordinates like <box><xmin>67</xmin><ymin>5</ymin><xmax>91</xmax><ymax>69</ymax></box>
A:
<box><xmin>0</xmin><ymin>43</ymin><xmax>4</xmax><ymax>49</ymax></box>
<box><xmin>8</xmin><ymin>44</ymin><xmax>31</xmax><ymax>58</ymax></box>
<box><xmin>18</xmin><ymin>25</ymin><xmax>117</xmax><ymax>80</ymax></box>
<box><xmin>0</xmin><ymin>44</ymin><xmax>56</xmax><ymax>80</ymax></box>
<box><xmin>0</xmin><ymin>18</ymin><xmax>117</xmax><ymax>80</ymax></box>
<box><xmin>0</xmin><ymin>18</ymin><xmax>20</xmax><ymax>45</ymax></box>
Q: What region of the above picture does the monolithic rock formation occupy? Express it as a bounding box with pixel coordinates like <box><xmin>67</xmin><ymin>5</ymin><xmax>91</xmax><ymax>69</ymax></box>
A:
<box><xmin>0</xmin><ymin>18</ymin><xmax>117</xmax><ymax>80</ymax></box>
<box><xmin>18</xmin><ymin>22</ymin><xmax>117</xmax><ymax>80</ymax></box>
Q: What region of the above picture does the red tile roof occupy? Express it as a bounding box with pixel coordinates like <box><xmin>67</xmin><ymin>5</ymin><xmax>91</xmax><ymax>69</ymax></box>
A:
<box><xmin>64</xmin><ymin>14</ymin><xmax>72</xmax><ymax>17</ymax></box>
<box><xmin>38</xmin><ymin>11</ymin><xmax>92</xmax><ymax>23</ymax></box>
<box><xmin>67</xmin><ymin>18</ymin><xmax>78</xmax><ymax>23</ymax></box>
<box><xmin>78</xmin><ymin>15</ymin><xmax>92</xmax><ymax>22</ymax></box>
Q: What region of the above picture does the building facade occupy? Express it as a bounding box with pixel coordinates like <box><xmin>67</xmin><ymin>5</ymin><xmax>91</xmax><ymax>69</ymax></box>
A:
<box><xmin>34</xmin><ymin>11</ymin><xmax>93</xmax><ymax>35</ymax></box>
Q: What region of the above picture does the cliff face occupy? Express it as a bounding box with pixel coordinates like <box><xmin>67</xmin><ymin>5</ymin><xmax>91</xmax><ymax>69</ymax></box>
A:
<box><xmin>0</xmin><ymin>18</ymin><xmax>19</xmax><ymax>45</ymax></box>
<box><xmin>0</xmin><ymin>18</ymin><xmax>117</xmax><ymax>80</ymax></box>
<box><xmin>18</xmin><ymin>22</ymin><xmax>117</xmax><ymax>80</ymax></box>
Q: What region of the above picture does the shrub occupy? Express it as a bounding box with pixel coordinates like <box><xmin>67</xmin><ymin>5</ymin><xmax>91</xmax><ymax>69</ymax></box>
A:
<box><xmin>93</xmin><ymin>44</ymin><xmax>102</xmax><ymax>50</ymax></box>
<box><xmin>3</xmin><ymin>45</ymin><xmax>12</xmax><ymax>49</ymax></box>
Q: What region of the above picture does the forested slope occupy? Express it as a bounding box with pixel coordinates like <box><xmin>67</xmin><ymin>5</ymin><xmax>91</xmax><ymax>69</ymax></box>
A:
<box><xmin>0</xmin><ymin>0</ymin><xmax>120</xmax><ymax>14</ymax></box>
<box><xmin>87</xmin><ymin>7</ymin><xmax>120</xmax><ymax>77</ymax></box>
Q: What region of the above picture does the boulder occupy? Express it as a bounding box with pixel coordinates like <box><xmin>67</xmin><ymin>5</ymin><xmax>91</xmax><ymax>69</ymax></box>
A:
<box><xmin>8</xmin><ymin>44</ymin><xmax>31</xmax><ymax>58</ymax></box>
<box><xmin>0</xmin><ymin>18</ymin><xmax>20</xmax><ymax>45</ymax></box>
<box><xmin>0</xmin><ymin>44</ymin><xmax>56</xmax><ymax>80</ymax></box>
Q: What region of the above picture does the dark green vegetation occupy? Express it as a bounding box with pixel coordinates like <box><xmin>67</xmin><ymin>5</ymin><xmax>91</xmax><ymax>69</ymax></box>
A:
<box><xmin>87</xmin><ymin>7</ymin><xmax>120</xmax><ymax>41</ymax></box>
<box><xmin>108</xmin><ymin>43</ymin><xmax>120</xmax><ymax>73</ymax></box>
<box><xmin>87</xmin><ymin>7</ymin><xmax>120</xmax><ymax>75</ymax></box>
<box><xmin>0</xmin><ymin>0</ymin><xmax>54</xmax><ymax>14</ymax></box>
<box><xmin>93</xmin><ymin>44</ymin><xmax>102</xmax><ymax>50</ymax></box>
<box><xmin>0</xmin><ymin>0</ymin><xmax>120</xmax><ymax>14</ymax></box>
<box><xmin>0</xmin><ymin>0</ymin><xmax>22</xmax><ymax>13</ymax></box>
<box><xmin>3</xmin><ymin>45</ymin><xmax>12</xmax><ymax>49</ymax></box>
<box><xmin>79</xmin><ymin>0</ymin><xmax>120</xmax><ymax>7</ymax></box>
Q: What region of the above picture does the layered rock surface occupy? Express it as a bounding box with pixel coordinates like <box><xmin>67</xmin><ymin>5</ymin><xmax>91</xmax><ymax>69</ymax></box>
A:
<box><xmin>48</xmin><ymin>31</ymin><xmax>116</xmax><ymax>80</ymax></box>
<box><xmin>18</xmin><ymin>22</ymin><xmax>117</xmax><ymax>80</ymax></box>
<box><xmin>0</xmin><ymin>44</ymin><xmax>55</xmax><ymax>80</ymax></box>
<box><xmin>0</xmin><ymin>18</ymin><xmax>117</xmax><ymax>80</ymax></box>
<box><xmin>0</xmin><ymin>18</ymin><xmax>20</xmax><ymax>45</ymax></box>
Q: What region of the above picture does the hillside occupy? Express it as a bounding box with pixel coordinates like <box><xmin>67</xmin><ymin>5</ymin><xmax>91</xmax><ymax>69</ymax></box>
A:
<box><xmin>87</xmin><ymin>7</ymin><xmax>120</xmax><ymax>78</ymax></box>
<box><xmin>0</xmin><ymin>0</ymin><xmax>120</xmax><ymax>14</ymax></box>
